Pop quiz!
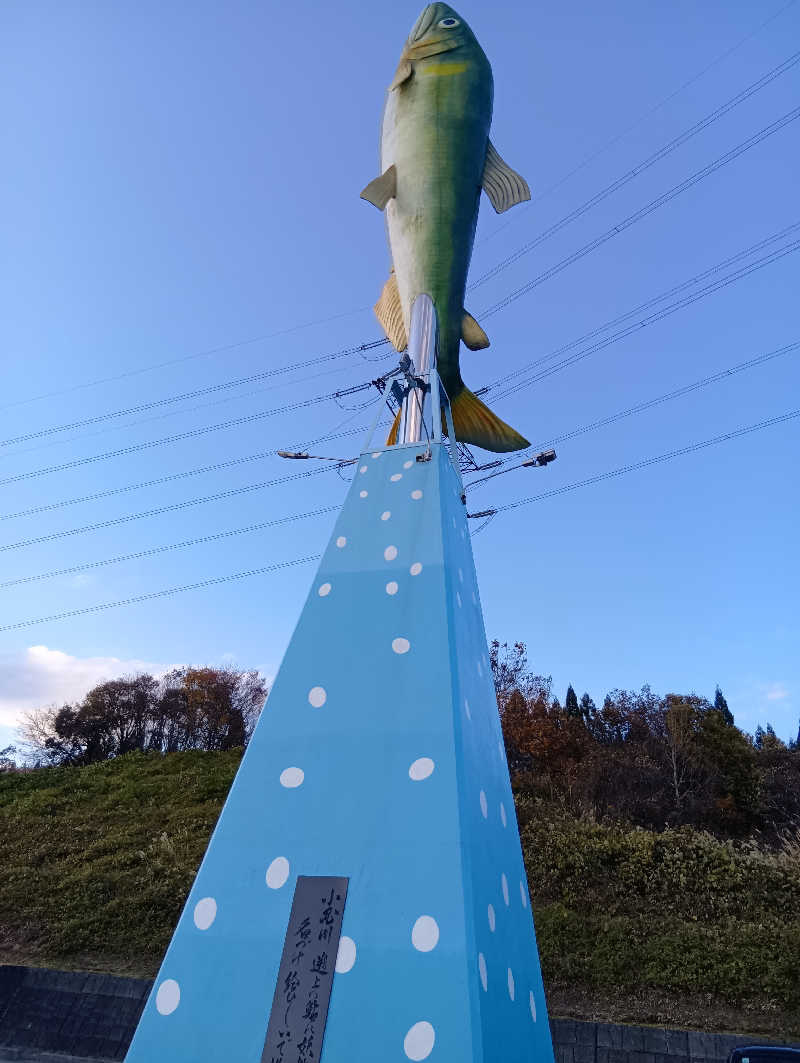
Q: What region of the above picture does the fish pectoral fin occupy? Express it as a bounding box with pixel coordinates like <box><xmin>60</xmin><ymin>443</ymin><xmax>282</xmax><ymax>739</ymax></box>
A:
<box><xmin>481</xmin><ymin>140</ymin><xmax>531</xmax><ymax>214</ymax></box>
<box><xmin>375</xmin><ymin>270</ymin><xmax>408</xmax><ymax>351</ymax></box>
<box><xmin>461</xmin><ymin>312</ymin><xmax>490</xmax><ymax>350</ymax></box>
<box><xmin>450</xmin><ymin>387</ymin><xmax>530</xmax><ymax>453</ymax></box>
<box><xmin>386</xmin><ymin>408</ymin><xmax>402</xmax><ymax>446</ymax></box>
<box><xmin>360</xmin><ymin>164</ymin><xmax>397</xmax><ymax>211</ymax></box>
<box><xmin>389</xmin><ymin>57</ymin><xmax>413</xmax><ymax>91</ymax></box>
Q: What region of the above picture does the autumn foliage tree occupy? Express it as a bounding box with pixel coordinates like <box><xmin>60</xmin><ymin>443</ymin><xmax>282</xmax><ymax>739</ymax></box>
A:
<box><xmin>21</xmin><ymin>667</ymin><xmax>267</xmax><ymax>766</ymax></box>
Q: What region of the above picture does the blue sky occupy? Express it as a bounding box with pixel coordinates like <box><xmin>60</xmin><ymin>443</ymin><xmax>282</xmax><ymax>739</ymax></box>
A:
<box><xmin>1</xmin><ymin>0</ymin><xmax>798</xmax><ymax>749</ymax></box>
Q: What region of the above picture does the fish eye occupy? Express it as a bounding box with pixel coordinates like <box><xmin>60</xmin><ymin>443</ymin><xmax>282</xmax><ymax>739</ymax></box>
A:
<box><xmin>438</xmin><ymin>17</ymin><xmax>460</xmax><ymax>27</ymax></box>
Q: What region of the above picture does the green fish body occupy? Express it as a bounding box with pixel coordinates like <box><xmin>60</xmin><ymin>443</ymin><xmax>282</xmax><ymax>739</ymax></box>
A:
<box><xmin>361</xmin><ymin>3</ymin><xmax>531</xmax><ymax>452</ymax></box>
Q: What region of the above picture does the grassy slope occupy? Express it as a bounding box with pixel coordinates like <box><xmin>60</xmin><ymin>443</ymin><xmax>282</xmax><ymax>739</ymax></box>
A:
<box><xmin>1</xmin><ymin>752</ymin><xmax>797</xmax><ymax>1038</ymax></box>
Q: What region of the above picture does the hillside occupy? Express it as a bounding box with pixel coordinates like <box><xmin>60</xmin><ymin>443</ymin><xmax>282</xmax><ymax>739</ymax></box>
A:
<box><xmin>1</xmin><ymin>751</ymin><xmax>798</xmax><ymax>1039</ymax></box>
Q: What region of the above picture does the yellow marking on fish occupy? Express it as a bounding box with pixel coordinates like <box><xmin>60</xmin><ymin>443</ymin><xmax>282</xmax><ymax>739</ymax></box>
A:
<box><xmin>417</xmin><ymin>61</ymin><xmax>469</xmax><ymax>77</ymax></box>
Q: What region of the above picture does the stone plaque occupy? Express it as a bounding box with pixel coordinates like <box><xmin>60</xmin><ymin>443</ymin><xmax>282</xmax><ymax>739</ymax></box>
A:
<box><xmin>261</xmin><ymin>875</ymin><xmax>349</xmax><ymax>1063</ymax></box>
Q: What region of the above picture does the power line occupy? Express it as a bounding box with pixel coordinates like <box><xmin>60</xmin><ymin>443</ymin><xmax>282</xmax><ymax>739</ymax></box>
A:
<box><xmin>478</xmin><ymin>0</ymin><xmax>799</xmax><ymax>246</ymax></box>
<box><xmin>493</xmin><ymin>409</ymin><xmax>800</xmax><ymax>514</ymax></box>
<box><xmin>490</xmin><ymin>236</ymin><xmax>800</xmax><ymax>402</ymax></box>
<box><xmin>0</xmin><ymin>342</ymin><xmax>387</xmax><ymax>451</ymax></box>
<box><xmin>0</xmin><ymin>384</ymin><xmax>374</xmax><ymax>488</ymax></box>
<box><xmin>480</xmin><ymin>106</ymin><xmax>800</xmax><ymax>321</ymax></box>
<box><xmin>0</xmin><ymin>556</ymin><xmax>320</xmax><ymax>634</ymax></box>
<box><xmin>468</xmin><ymin>339</ymin><xmax>800</xmax><ymax>487</ymax></box>
<box><xmin>471</xmin><ymin>49</ymin><xmax>800</xmax><ymax>287</ymax></box>
<box><xmin>4</xmin><ymin>408</ymin><xmax>797</xmax><ymax>632</ymax></box>
<box><xmin>0</xmin><ymin>506</ymin><xmax>339</xmax><ymax>589</ymax></box>
<box><xmin>483</xmin><ymin>222</ymin><xmax>800</xmax><ymax>396</ymax></box>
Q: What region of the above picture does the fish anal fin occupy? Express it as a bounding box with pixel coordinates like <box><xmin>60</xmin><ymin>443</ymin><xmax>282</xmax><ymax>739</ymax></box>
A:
<box><xmin>374</xmin><ymin>271</ymin><xmax>408</xmax><ymax>351</ymax></box>
<box><xmin>386</xmin><ymin>408</ymin><xmax>402</xmax><ymax>447</ymax></box>
<box><xmin>389</xmin><ymin>57</ymin><xmax>413</xmax><ymax>91</ymax></box>
<box><xmin>450</xmin><ymin>387</ymin><xmax>529</xmax><ymax>452</ymax></box>
<box><xmin>482</xmin><ymin>140</ymin><xmax>531</xmax><ymax>214</ymax></box>
<box><xmin>462</xmin><ymin>312</ymin><xmax>490</xmax><ymax>350</ymax></box>
<box><xmin>360</xmin><ymin>164</ymin><xmax>397</xmax><ymax>211</ymax></box>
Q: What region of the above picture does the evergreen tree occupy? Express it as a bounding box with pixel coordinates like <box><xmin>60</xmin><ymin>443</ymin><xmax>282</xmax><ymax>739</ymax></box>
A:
<box><xmin>578</xmin><ymin>693</ymin><xmax>596</xmax><ymax>724</ymax></box>
<box><xmin>754</xmin><ymin>724</ymin><xmax>766</xmax><ymax>751</ymax></box>
<box><xmin>713</xmin><ymin>686</ymin><xmax>734</xmax><ymax>727</ymax></box>
<box><xmin>565</xmin><ymin>684</ymin><xmax>580</xmax><ymax>717</ymax></box>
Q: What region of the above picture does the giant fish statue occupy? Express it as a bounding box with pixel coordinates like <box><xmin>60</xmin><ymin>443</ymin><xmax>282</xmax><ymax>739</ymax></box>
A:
<box><xmin>361</xmin><ymin>2</ymin><xmax>531</xmax><ymax>452</ymax></box>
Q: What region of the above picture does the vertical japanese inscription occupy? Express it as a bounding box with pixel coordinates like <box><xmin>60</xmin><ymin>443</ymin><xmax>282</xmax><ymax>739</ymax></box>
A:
<box><xmin>261</xmin><ymin>875</ymin><xmax>349</xmax><ymax>1063</ymax></box>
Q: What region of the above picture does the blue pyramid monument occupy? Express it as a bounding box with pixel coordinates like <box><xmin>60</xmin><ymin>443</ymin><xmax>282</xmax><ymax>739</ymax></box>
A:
<box><xmin>125</xmin><ymin>304</ymin><xmax>554</xmax><ymax>1063</ymax></box>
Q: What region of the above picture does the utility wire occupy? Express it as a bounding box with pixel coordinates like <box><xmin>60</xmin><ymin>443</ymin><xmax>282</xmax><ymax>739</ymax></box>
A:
<box><xmin>483</xmin><ymin>222</ymin><xmax>800</xmax><ymax>395</ymax></box>
<box><xmin>0</xmin><ymin>556</ymin><xmax>320</xmax><ymax>634</ymax></box>
<box><xmin>480</xmin><ymin>106</ymin><xmax>800</xmax><ymax>321</ymax></box>
<box><xmin>472</xmin><ymin>49</ymin><xmax>800</xmax><ymax>287</ymax></box>
<box><xmin>0</xmin><ymin>506</ymin><xmax>340</xmax><ymax>589</ymax></box>
<box><xmin>4</xmin><ymin>408</ymin><xmax>797</xmax><ymax>632</ymax></box>
<box><xmin>490</xmin><ymin>237</ymin><xmax>800</xmax><ymax>402</ymax></box>
<box><xmin>0</xmin><ymin>342</ymin><xmax>386</xmax><ymax>451</ymax></box>
<box><xmin>493</xmin><ymin>409</ymin><xmax>800</xmax><ymax>515</ymax></box>
<box><xmin>468</xmin><ymin>339</ymin><xmax>800</xmax><ymax>488</ymax></box>
<box><xmin>0</xmin><ymin>384</ymin><xmax>374</xmax><ymax>488</ymax></box>
<box><xmin>478</xmin><ymin>0</ymin><xmax>799</xmax><ymax>245</ymax></box>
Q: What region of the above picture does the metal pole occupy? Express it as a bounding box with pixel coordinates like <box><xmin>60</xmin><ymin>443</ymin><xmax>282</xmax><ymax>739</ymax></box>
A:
<box><xmin>398</xmin><ymin>293</ymin><xmax>437</xmax><ymax>444</ymax></box>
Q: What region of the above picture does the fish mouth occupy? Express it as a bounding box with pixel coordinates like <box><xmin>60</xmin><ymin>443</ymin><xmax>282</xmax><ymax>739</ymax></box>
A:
<box><xmin>403</xmin><ymin>5</ymin><xmax>465</xmax><ymax>61</ymax></box>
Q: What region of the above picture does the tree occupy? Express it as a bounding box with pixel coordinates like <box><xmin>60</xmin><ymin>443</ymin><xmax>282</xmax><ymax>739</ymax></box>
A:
<box><xmin>20</xmin><ymin>667</ymin><xmax>268</xmax><ymax>765</ymax></box>
<box><xmin>754</xmin><ymin>725</ymin><xmax>766</xmax><ymax>751</ymax></box>
<box><xmin>0</xmin><ymin>745</ymin><xmax>16</xmax><ymax>772</ymax></box>
<box><xmin>578</xmin><ymin>693</ymin><xmax>596</xmax><ymax>724</ymax></box>
<box><xmin>714</xmin><ymin>686</ymin><xmax>734</xmax><ymax>727</ymax></box>
<box><xmin>565</xmin><ymin>685</ymin><xmax>580</xmax><ymax>717</ymax></box>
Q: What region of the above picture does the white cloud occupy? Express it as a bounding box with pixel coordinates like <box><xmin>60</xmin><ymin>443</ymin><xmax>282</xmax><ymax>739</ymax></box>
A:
<box><xmin>764</xmin><ymin>682</ymin><xmax>789</xmax><ymax>702</ymax></box>
<box><xmin>0</xmin><ymin>645</ymin><xmax>165</xmax><ymax>728</ymax></box>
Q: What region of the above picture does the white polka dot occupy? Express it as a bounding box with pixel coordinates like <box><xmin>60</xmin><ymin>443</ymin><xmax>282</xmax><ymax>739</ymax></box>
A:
<box><xmin>336</xmin><ymin>536</ymin><xmax>347</xmax><ymax>548</ymax></box>
<box><xmin>479</xmin><ymin>790</ymin><xmax>488</xmax><ymax>818</ymax></box>
<box><xmin>318</xmin><ymin>582</ymin><xmax>331</xmax><ymax>597</ymax></box>
<box><xmin>308</xmin><ymin>686</ymin><xmax>326</xmax><ymax>708</ymax></box>
<box><xmin>359</xmin><ymin>465</ymin><xmax>367</xmax><ymax>474</ymax></box>
<box><xmin>500</xmin><ymin>802</ymin><xmax>507</xmax><ymax>828</ymax></box>
<box><xmin>409</xmin><ymin>757</ymin><xmax>434</xmax><ymax>781</ymax></box>
<box><xmin>335</xmin><ymin>935</ymin><xmax>356</xmax><ymax>973</ymax></box>
<box><xmin>381</xmin><ymin>510</ymin><xmax>391</xmax><ymax>521</ymax></box>
<box><xmin>266</xmin><ymin>856</ymin><xmax>290</xmax><ymax>889</ymax></box>
<box><xmin>411</xmin><ymin>489</ymin><xmax>423</xmax><ymax>500</ymax></box>
<box><xmin>458</xmin><ymin>568</ymin><xmax>464</xmax><ymax>583</ymax></box>
<box><xmin>372</xmin><ymin>452</ymin><xmax>381</xmax><ymax>459</ymax></box>
<box><xmin>386</xmin><ymin>580</ymin><xmax>399</xmax><ymax>595</ymax></box>
<box><xmin>464</xmin><ymin>698</ymin><xmax>471</xmax><ymax>720</ymax></box>
<box><xmin>403</xmin><ymin>459</ymin><xmax>414</xmax><ymax>469</ymax></box>
<box><xmin>193</xmin><ymin>897</ymin><xmax>216</xmax><ymax>931</ymax></box>
<box><xmin>359</xmin><ymin>490</ymin><xmax>368</xmax><ymax>498</ymax></box>
<box><xmin>501</xmin><ymin>873</ymin><xmax>510</xmax><ymax>906</ymax></box>
<box><xmin>279</xmin><ymin>767</ymin><xmax>304</xmax><ymax>789</ymax></box>
<box><xmin>384</xmin><ymin>545</ymin><xmax>398</xmax><ymax>561</ymax></box>
<box><xmin>478</xmin><ymin>953</ymin><xmax>487</xmax><ymax>992</ymax></box>
<box><xmin>520</xmin><ymin>881</ymin><xmax>528</xmax><ymax>908</ymax></box>
<box><xmin>488</xmin><ymin>904</ymin><xmax>496</xmax><ymax>932</ymax></box>
<box><xmin>530</xmin><ymin>991</ymin><xmax>537</xmax><ymax>1021</ymax></box>
<box><xmin>456</xmin><ymin>591</ymin><xmax>462</xmax><ymax>608</ymax></box>
<box><xmin>411</xmin><ymin>915</ymin><xmax>439</xmax><ymax>952</ymax></box>
<box><xmin>155</xmin><ymin>979</ymin><xmax>180</xmax><ymax>1015</ymax></box>
<box><xmin>391</xmin><ymin>472</ymin><xmax>403</xmax><ymax>482</ymax></box>
<box><xmin>410</xmin><ymin>562</ymin><xmax>422</xmax><ymax>576</ymax></box>
<box><xmin>404</xmin><ymin>1021</ymin><xmax>435</xmax><ymax>1061</ymax></box>
<box><xmin>508</xmin><ymin>967</ymin><xmax>515</xmax><ymax>1001</ymax></box>
<box><xmin>392</xmin><ymin>637</ymin><xmax>410</xmax><ymax>655</ymax></box>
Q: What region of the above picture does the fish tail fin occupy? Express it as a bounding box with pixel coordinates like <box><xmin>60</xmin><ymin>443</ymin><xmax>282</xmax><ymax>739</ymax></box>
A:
<box><xmin>386</xmin><ymin>408</ymin><xmax>402</xmax><ymax>447</ymax></box>
<box><xmin>449</xmin><ymin>388</ymin><xmax>529</xmax><ymax>453</ymax></box>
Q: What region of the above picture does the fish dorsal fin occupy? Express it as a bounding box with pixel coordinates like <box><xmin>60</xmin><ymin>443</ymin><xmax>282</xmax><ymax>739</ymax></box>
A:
<box><xmin>461</xmin><ymin>312</ymin><xmax>490</xmax><ymax>350</ymax></box>
<box><xmin>360</xmin><ymin>164</ymin><xmax>397</xmax><ymax>211</ymax></box>
<box><xmin>374</xmin><ymin>270</ymin><xmax>408</xmax><ymax>351</ymax></box>
<box><xmin>389</xmin><ymin>57</ymin><xmax>413</xmax><ymax>91</ymax></box>
<box><xmin>481</xmin><ymin>140</ymin><xmax>531</xmax><ymax>214</ymax></box>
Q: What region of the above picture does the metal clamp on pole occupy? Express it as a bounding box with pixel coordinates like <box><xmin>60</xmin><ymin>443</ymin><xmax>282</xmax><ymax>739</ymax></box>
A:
<box><xmin>398</xmin><ymin>294</ymin><xmax>437</xmax><ymax>445</ymax></box>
